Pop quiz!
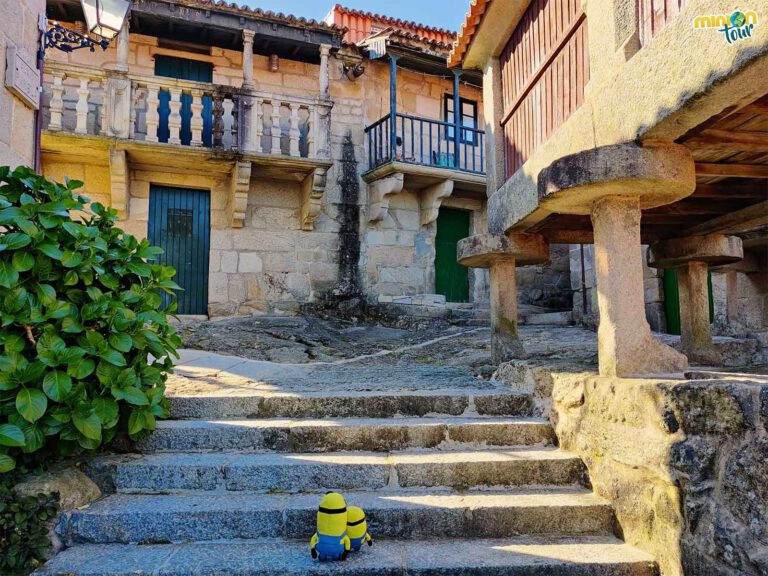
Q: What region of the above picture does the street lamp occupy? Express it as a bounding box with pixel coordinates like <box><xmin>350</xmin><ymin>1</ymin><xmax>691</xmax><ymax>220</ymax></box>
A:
<box><xmin>81</xmin><ymin>0</ymin><xmax>132</xmax><ymax>41</ymax></box>
<box><xmin>44</xmin><ymin>0</ymin><xmax>131</xmax><ymax>53</ymax></box>
<box><xmin>35</xmin><ymin>0</ymin><xmax>131</xmax><ymax>172</ymax></box>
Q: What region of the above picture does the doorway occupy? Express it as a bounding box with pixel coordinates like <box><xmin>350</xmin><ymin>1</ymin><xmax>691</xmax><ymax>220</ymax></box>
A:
<box><xmin>435</xmin><ymin>208</ymin><xmax>470</xmax><ymax>303</ymax></box>
<box><xmin>148</xmin><ymin>186</ymin><xmax>211</xmax><ymax>315</ymax></box>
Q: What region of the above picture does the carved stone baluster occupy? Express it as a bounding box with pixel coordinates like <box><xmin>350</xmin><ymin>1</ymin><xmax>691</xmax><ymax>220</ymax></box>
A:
<box><xmin>75</xmin><ymin>77</ymin><xmax>90</xmax><ymax>134</ymax></box>
<box><xmin>48</xmin><ymin>72</ymin><xmax>65</xmax><ymax>131</ymax></box>
<box><xmin>230</xmin><ymin>92</ymin><xmax>240</xmax><ymax>152</ymax></box>
<box><xmin>167</xmin><ymin>87</ymin><xmax>183</xmax><ymax>145</ymax></box>
<box><xmin>190</xmin><ymin>89</ymin><xmax>204</xmax><ymax>147</ymax></box>
<box><xmin>100</xmin><ymin>77</ymin><xmax>109</xmax><ymax>136</ymax></box>
<box><xmin>212</xmin><ymin>92</ymin><xmax>225</xmax><ymax>149</ymax></box>
<box><xmin>270</xmin><ymin>101</ymin><xmax>282</xmax><ymax>155</ymax></box>
<box><xmin>129</xmin><ymin>82</ymin><xmax>138</xmax><ymax>139</ymax></box>
<box><xmin>145</xmin><ymin>84</ymin><xmax>160</xmax><ymax>143</ymax></box>
<box><xmin>307</xmin><ymin>106</ymin><xmax>317</xmax><ymax>158</ymax></box>
<box><xmin>254</xmin><ymin>97</ymin><xmax>263</xmax><ymax>153</ymax></box>
<box><xmin>289</xmin><ymin>103</ymin><xmax>300</xmax><ymax>157</ymax></box>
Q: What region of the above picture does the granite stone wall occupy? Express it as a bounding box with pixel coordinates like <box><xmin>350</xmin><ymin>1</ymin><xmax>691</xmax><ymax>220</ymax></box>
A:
<box><xmin>551</xmin><ymin>372</ymin><xmax>768</xmax><ymax>576</ymax></box>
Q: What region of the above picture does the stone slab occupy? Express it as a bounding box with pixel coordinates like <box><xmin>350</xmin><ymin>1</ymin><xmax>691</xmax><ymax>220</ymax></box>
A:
<box><xmin>58</xmin><ymin>488</ymin><xmax>615</xmax><ymax>544</ymax></box>
<box><xmin>647</xmin><ymin>234</ymin><xmax>743</xmax><ymax>268</ymax></box>
<box><xmin>457</xmin><ymin>234</ymin><xmax>550</xmax><ymax>268</ymax></box>
<box><xmin>168</xmin><ymin>390</ymin><xmax>533</xmax><ymax>420</ymax></box>
<box><xmin>90</xmin><ymin>447</ymin><xmax>585</xmax><ymax>493</ymax></box>
<box><xmin>134</xmin><ymin>417</ymin><xmax>556</xmax><ymax>453</ymax></box>
<box><xmin>35</xmin><ymin>537</ymin><xmax>658</xmax><ymax>576</ymax></box>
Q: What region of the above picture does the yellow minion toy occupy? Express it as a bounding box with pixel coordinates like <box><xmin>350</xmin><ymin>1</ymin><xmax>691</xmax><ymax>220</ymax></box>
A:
<box><xmin>310</xmin><ymin>492</ymin><xmax>351</xmax><ymax>561</ymax></box>
<box><xmin>346</xmin><ymin>506</ymin><xmax>373</xmax><ymax>551</ymax></box>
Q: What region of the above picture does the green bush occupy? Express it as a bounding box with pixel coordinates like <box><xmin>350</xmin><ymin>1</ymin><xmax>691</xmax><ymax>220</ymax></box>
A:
<box><xmin>0</xmin><ymin>166</ymin><xmax>181</xmax><ymax>473</ymax></box>
<box><xmin>0</xmin><ymin>471</ymin><xmax>58</xmax><ymax>574</ymax></box>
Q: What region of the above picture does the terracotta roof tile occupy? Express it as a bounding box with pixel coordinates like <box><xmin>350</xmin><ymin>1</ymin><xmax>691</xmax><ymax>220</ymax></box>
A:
<box><xmin>449</xmin><ymin>0</ymin><xmax>492</xmax><ymax>67</ymax></box>
<box><xmin>157</xmin><ymin>0</ymin><xmax>345</xmax><ymax>35</ymax></box>
<box><xmin>328</xmin><ymin>4</ymin><xmax>457</xmax><ymax>45</ymax></box>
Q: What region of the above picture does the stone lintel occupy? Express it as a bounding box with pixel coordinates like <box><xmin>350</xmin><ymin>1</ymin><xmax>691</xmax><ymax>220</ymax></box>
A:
<box><xmin>537</xmin><ymin>142</ymin><xmax>696</xmax><ymax>216</ymax></box>
<box><xmin>647</xmin><ymin>234</ymin><xmax>743</xmax><ymax>269</ymax></box>
<box><xmin>368</xmin><ymin>172</ymin><xmax>405</xmax><ymax>223</ymax></box>
<box><xmin>457</xmin><ymin>233</ymin><xmax>550</xmax><ymax>269</ymax></box>
<box><xmin>301</xmin><ymin>166</ymin><xmax>328</xmax><ymax>231</ymax></box>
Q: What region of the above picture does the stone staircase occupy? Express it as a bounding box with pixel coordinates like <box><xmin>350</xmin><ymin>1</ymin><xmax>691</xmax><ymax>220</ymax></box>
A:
<box><xmin>38</xmin><ymin>387</ymin><xmax>658</xmax><ymax>575</ymax></box>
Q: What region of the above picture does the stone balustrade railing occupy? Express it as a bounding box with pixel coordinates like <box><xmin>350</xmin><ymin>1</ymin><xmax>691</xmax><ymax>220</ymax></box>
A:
<box><xmin>42</xmin><ymin>62</ymin><xmax>331</xmax><ymax>160</ymax></box>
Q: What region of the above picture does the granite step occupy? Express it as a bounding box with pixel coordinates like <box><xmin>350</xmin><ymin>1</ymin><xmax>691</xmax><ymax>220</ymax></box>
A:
<box><xmin>89</xmin><ymin>447</ymin><xmax>587</xmax><ymax>493</ymax></box>
<box><xmin>134</xmin><ymin>417</ymin><xmax>556</xmax><ymax>453</ymax></box>
<box><xmin>59</xmin><ymin>488</ymin><xmax>616</xmax><ymax>545</ymax></box>
<box><xmin>168</xmin><ymin>390</ymin><xmax>532</xmax><ymax>419</ymax></box>
<box><xmin>36</xmin><ymin>536</ymin><xmax>658</xmax><ymax>576</ymax></box>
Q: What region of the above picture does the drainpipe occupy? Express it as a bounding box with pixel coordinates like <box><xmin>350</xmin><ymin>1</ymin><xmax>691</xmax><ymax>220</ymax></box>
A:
<box><xmin>452</xmin><ymin>69</ymin><xmax>461</xmax><ymax>170</ymax></box>
<box><xmin>389</xmin><ymin>55</ymin><xmax>398</xmax><ymax>161</ymax></box>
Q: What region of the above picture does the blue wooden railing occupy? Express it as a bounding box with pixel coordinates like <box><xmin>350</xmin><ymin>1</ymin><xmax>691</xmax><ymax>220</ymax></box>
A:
<box><xmin>365</xmin><ymin>113</ymin><xmax>485</xmax><ymax>175</ymax></box>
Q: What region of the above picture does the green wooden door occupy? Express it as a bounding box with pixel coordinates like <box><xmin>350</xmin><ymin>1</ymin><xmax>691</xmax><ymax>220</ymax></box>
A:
<box><xmin>435</xmin><ymin>208</ymin><xmax>470</xmax><ymax>303</ymax></box>
<box><xmin>154</xmin><ymin>55</ymin><xmax>214</xmax><ymax>147</ymax></box>
<box><xmin>663</xmin><ymin>268</ymin><xmax>715</xmax><ymax>335</ymax></box>
<box><xmin>148</xmin><ymin>186</ymin><xmax>211</xmax><ymax>315</ymax></box>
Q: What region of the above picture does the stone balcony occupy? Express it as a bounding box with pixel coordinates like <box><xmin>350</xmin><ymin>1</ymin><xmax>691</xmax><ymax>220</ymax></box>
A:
<box><xmin>40</xmin><ymin>61</ymin><xmax>333</xmax><ymax>230</ymax></box>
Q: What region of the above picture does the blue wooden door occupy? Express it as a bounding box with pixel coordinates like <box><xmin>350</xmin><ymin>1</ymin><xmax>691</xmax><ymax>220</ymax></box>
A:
<box><xmin>148</xmin><ymin>186</ymin><xmax>211</xmax><ymax>315</ymax></box>
<box><xmin>154</xmin><ymin>55</ymin><xmax>213</xmax><ymax>147</ymax></box>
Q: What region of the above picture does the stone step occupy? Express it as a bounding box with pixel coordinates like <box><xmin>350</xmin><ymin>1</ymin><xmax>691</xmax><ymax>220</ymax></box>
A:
<box><xmin>168</xmin><ymin>390</ymin><xmax>533</xmax><ymax>420</ymax></box>
<box><xmin>59</xmin><ymin>488</ymin><xmax>616</xmax><ymax>545</ymax></box>
<box><xmin>36</xmin><ymin>536</ymin><xmax>658</xmax><ymax>576</ymax></box>
<box><xmin>520</xmin><ymin>311</ymin><xmax>574</xmax><ymax>326</ymax></box>
<box><xmin>90</xmin><ymin>447</ymin><xmax>587</xmax><ymax>493</ymax></box>
<box><xmin>133</xmin><ymin>417</ymin><xmax>556</xmax><ymax>453</ymax></box>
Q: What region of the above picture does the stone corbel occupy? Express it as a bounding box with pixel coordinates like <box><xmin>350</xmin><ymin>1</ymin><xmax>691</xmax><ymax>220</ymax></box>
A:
<box><xmin>368</xmin><ymin>173</ymin><xmax>404</xmax><ymax>223</ymax></box>
<box><xmin>109</xmin><ymin>148</ymin><xmax>128</xmax><ymax>219</ymax></box>
<box><xmin>301</xmin><ymin>167</ymin><xmax>328</xmax><ymax>231</ymax></box>
<box><xmin>420</xmin><ymin>179</ymin><xmax>454</xmax><ymax>226</ymax></box>
<box><xmin>229</xmin><ymin>160</ymin><xmax>252</xmax><ymax>228</ymax></box>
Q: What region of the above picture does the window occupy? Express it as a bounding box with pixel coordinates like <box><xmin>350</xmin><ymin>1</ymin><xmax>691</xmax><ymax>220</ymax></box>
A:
<box><xmin>444</xmin><ymin>95</ymin><xmax>478</xmax><ymax>145</ymax></box>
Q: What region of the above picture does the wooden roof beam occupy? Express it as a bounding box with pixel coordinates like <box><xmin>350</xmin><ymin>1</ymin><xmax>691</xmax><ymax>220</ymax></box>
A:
<box><xmin>687</xmin><ymin>129</ymin><xmax>768</xmax><ymax>152</ymax></box>
<box><xmin>684</xmin><ymin>201</ymin><xmax>768</xmax><ymax>236</ymax></box>
<box><xmin>695</xmin><ymin>163</ymin><xmax>768</xmax><ymax>178</ymax></box>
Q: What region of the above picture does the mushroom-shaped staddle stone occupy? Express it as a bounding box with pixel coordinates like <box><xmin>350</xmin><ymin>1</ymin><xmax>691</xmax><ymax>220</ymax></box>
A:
<box><xmin>537</xmin><ymin>142</ymin><xmax>696</xmax><ymax>215</ymax></box>
<box><xmin>647</xmin><ymin>234</ymin><xmax>744</xmax><ymax>269</ymax></box>
<box><xmin>457</xmin><ymin>234</ymin><xmax>550</xmax><ymax>268</ymax></box>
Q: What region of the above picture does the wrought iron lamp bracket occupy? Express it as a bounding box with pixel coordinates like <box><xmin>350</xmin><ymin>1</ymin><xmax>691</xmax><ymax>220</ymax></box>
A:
<box><xmin>44</xmin><ymin>22</ymin><xmax>110</xmax><ymax>53</ymax></box>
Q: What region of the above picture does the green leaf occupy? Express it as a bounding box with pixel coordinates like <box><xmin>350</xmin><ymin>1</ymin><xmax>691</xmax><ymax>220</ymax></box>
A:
<box><xmin>108</xmin><ymin>333</ymin><xmax>133</xmax><ymax>353</ymax></box>
<box><xmin>0</xmin><ymin>424</ymin><xmax>26</xmax><ymax>447</ymax></box>
<box><xmin>1</xmin><ymin>232</ymin><xmax>31</xmax><ymax>250</ymax></box>
<box><xmin>126</xmin><ymin>261</ymin><xmax>152</xmax><ymax>277</ymax></box>
<box><xmin>16</xmin><ymin>388</ymin><xmax>47</xmax><ymax>423</ymax></box>
<box><xmin>43</xmin><ymin>370</ymin><xmax>72</xmax><ymax>402</ymax></box>
<box><xmin>72</xmin><ymin>409</ymin><xmax>102</xmax><ymax>441</ymax></box>
<box><xmin>12</xmin><ymin>250</ymin><xmax>35</xmax><ymax>272</ymax></box>
<box><xmin>128</xmin><ymin>410</ymin><xmax>146</xmax><ymax>436</ymax></box>
<box><xmin>0</xmin><ymin>454</ymin><xmax>16</xmax><ymax>473</ymax></box>
<box><xmin>3</xmin><ymin>334</ymin><xmax>25</xmax><ymax>353</ymax></box>
<box><xmin>37</xmin><ymin>243</ymin><xmax>63</xmax><ymax>260</ymax></box>
<box><xmin>63</xmin><ymin>270</ymin><xmax>79</xmax><ymax>286</ymax></box>
<box><xmin>99</xmin><ymin>348</ymin><xmax>127</xmax><ymax>367</ymax></box>
<box><xmin>111</xmin><ymin>386</ymin><xmax>149</xmax><ymax>406</ymax></box>
<box><xmin>16</xmin><ymin>218</ymin><xmax>39</xmax><ymax>237</ymax></box>
<box><xmin>0</xmin><ymin>261</ymin><xmax>19</xmax><ymax>288</ymax></box>
<box><xmin>62</xmin><ymin>221</ymin><xmax>83</xmax><ymax>237</ymax></box>
<box><xmin>61</xmin><ymin>251</ymin><xmax>83</xmax><ymax>268</ymax></box>
<box><xmin>61</xmin><ymin>317</ymin><xmax>85</xmax><ymax>333</ymax></box>
<box><xmin>92</xmin><ymin>397</ymin><xmax>119</xmax><ymax>424</ymax></box>
<box><xmin>36</xmin><ymin>284</ymin><xmax>57</xmax><ymax>306</ymax></box>
<box><xmin>67</xmin><ymin>358</ymin><xmax>95</xmax><ymax>379</ymax></box>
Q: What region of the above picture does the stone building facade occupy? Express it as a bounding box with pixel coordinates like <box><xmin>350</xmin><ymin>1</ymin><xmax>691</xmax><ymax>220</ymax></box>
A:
<box><xmin>31</xmin><ymin>0</ymin><xmax>505</xmax><ymax>318</ymax></box>
<box><xmin>451</xmin><ymin>0</ymin><xmax>768</xmax><ymax>573</ymax></box>
<box><xmin>0</xmin><ymin>0</ymin><xmax>45</xmax><ymax>168</ymax></box>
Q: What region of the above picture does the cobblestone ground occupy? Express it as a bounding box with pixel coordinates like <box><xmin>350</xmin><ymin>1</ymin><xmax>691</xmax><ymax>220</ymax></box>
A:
<box><xmin>170</xmin><ymin>315</ymin><xmax>506</xmax><ymax>396</ymax></box>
